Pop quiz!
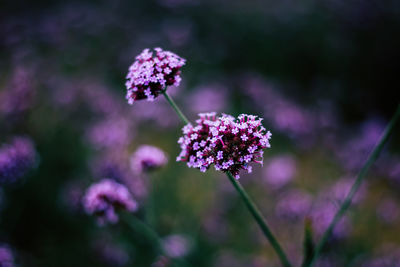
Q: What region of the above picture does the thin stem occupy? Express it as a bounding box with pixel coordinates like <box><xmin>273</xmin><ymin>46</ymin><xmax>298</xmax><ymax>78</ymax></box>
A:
<box><xmin>121</xmin><ymin>212</ymin><xmax>162</xmax><ymax>253</ymax></box>
<box><xmin>162</xmin><ymin>89</ymin><xmax>292</xmax><ymax>267</ymax></box>
<box><xmin>308</xmin><ymin>104</ymin><xmax>400</xmax><ymax>266</ymax></box>
<box><xmin>226</xmin><ymin>172</ymin><xmax>292</xmax><ymax>267</ymax></box>
<box><xmin>161</xmin><ymin>90</ymin><xmax>190</xmax><ymax>125</ymax></box>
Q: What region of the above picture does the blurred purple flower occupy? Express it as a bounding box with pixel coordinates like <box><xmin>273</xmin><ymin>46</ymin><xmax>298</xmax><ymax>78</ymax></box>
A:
<box><xmin>162</xmin><ymin>234</ymin><xmax>192</xmax><ymax>258</ymax></box>
<box><xmin>83</xmin><ymin>179</ymin><xmax>138</xmax><ymax>225</ymax></box>
<box><xmin>125</xmin><ymin>48</ymin><xmax>185</xmax><ymax>103</ymax></box>
<box><xmin>0</xmin><ymin>137</ymin><xmax>38</xmax><ymax>184</ymax></box>
<box><xmin>264</xmin><ymin>155</ymin><xmax>297</xmax><ymax>189</ymax></box>
<box><xmin>130</xmin><ymin>145</ymin><xmax>168</xmax><ymax>173</ymax></box>
<box><xmin>276</xmin><ymin>190</ymin><xmax>312</xmax><ymax>220</ymax></box>
<box><xmin>0</xmin><ymin>245</ymin><xmax>14</xmax><ymax>267</ymax></box>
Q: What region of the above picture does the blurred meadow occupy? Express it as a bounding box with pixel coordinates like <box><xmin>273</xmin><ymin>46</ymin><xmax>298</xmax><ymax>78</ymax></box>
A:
<box><xmin>1</xmin><ymin>0</ymin><xmax>400</xmax><ymax>266</ymax></box>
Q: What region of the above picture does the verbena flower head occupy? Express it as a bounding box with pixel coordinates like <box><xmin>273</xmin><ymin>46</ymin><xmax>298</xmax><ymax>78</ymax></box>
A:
<box><xmin>130</xmin><ymin>145</ymin><xmax>168</xmax><ymax>173</ymax></box>
<box><xmin>177</xmin><ymin>113</ymin><xmax>272</xmax><ymax>179</ymax></box>
<box><xmin>125</xmin><ymin>48</ymin><xmax>185</xmax><ymax>103</ymax></box>
<box><xmin>0</xmin><ymin>137</ymin><xmax>37</xmax><ymax>184</ymax></box>
<box><xmin>83</xmin><ymin>179</ymin><xmax>138</xmax><ymax>225</ymax></box>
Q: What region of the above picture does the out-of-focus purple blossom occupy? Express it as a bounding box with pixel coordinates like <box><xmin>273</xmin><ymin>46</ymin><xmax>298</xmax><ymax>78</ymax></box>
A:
<box><xmin>0</xmin><ymin>245</ymin><xmax>15</xmax><ymax>267</ymax></box>
<box><xmin>125</xmin><ymin>48</ymin><xmax>185</xmax><ymax>103</ymax></box>
<box><xmin>162</xmin><ymin>234</ymin><xmax>192</xmax><ymax>258</ymax></box>
<box><xmin>0</xmin><ymin>137</ymin><xmax>38</xmax><ymax>184</ymax></box>
<box><xmin>309</xmin><ymin>201</ymin><xmax>352</xmax><ymax>239</ymax></box>
<box><xmin>376</xmin><ymin>198</ymin><xmax>400</xmax><ymax>224</ymax></box>
<box><xmin>130</xmin><ymin>145</ymin><xmax>168</xmax><ymax>173</ymax></box>
<box><xmin>86</xmin><ymin>117</ymin><xmax>132</xmax><ymax>150</ymax></box>
<box><xmin>264</xmin><ymin>155</ymin><xmax>297</xmax><ymax>189</ymax></box>
<box><xmin>186</xmin><ymin>84</ymin><xmax>228</xmax><ymax>114</ymax></box>
<box><xmin>83</xmin><ymin>179</ymin><xmax>138</xmax><ymax>225</ymax></box>
<box><xmin>276</xmin><ymin>190</ymin><xmax>312</xmax><ymax>220</ymax></box>
<box><xmin>335</xmin><ymin>118</ymin><xmax>385</xmax><ymax>171</ymax></box>
<box><xmin>177</xmin><ymin>112</ymin><xmax>271</xmax><ymax>179</ymax></box>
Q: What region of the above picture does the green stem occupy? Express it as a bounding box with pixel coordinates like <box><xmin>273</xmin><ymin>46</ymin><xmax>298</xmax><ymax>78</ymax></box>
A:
<box><xmin>226</xmin><ymin>172</ymin><xmax>292</xmax><ymax>267</ymax></box>
<box><xmin>308</xmin><ymin>104</ymin><xmax>400</xmax><ymax>266</ymax></box>
<box><xmin>162</xmin><ymin>90</ymin><xmax>190</xmax><ymax>125</ymax></box>
<box><xmin>162</xmin><ymin>89</ymin><xmax>292</xmax><ymax>267</ymax></box>
<box><xmin>121</xmin><ymin>212</ymin><xmax>162</xmax><ymax>253</ymax></box>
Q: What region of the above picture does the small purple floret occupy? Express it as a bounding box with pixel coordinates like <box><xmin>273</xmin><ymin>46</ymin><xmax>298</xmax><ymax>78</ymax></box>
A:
<box><xmin>130</xmin><ymin>145</ymin><xmax>168</xmax><ymax>173</ymax></box>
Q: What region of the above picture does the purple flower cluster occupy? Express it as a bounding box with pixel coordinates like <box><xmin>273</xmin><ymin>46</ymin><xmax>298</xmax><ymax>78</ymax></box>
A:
<box><xmin>125</xmin><ymin>48</ymin><xmax>185</xmax><ymax>103</ymax></box>
<box><xmin>0</xmin><ymin>137</ymin><xmax>37</xmax><ymax>184</ymax></box>
<box><xmin>177</xmin><ymin>112</ymin><xmax>272</xmax><ymax>179</ymax></box>
<box><xmin>83</xmin><ymin>179</ymin><xmax>138</xmax><ymax>225</ymax></box>
<box><xmin>130</xmin><ymin>145</ymin><xmax>168</xmax><ymax>173</ymax></box>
